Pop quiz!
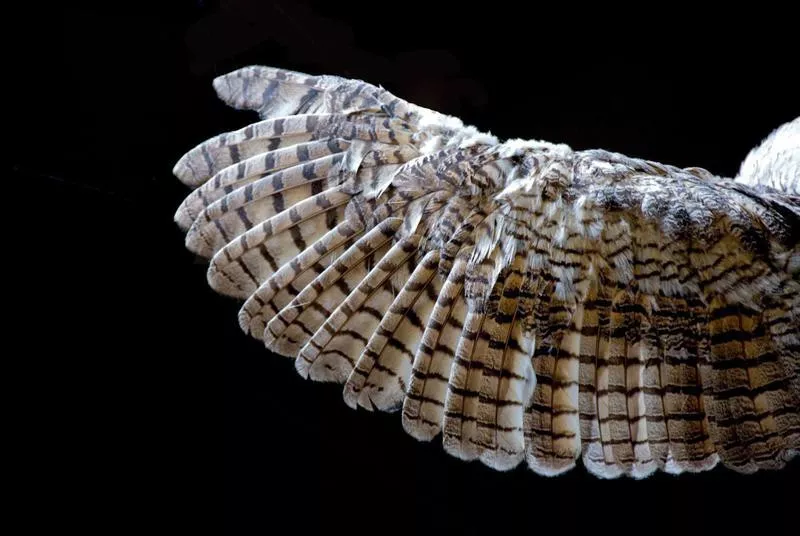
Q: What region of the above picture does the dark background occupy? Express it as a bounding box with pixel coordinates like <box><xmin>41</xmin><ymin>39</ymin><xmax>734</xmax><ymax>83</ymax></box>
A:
<box><xmin>13</xmin><ymin>2</ymin><xmax>797</xmax><ymax>534</ymax></box>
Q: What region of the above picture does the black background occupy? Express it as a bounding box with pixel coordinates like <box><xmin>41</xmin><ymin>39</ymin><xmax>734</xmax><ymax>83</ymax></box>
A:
<box><xmin>13</xmin><ymin>3</ymin><xmax>798</xmax><ymax>534</ymax></box>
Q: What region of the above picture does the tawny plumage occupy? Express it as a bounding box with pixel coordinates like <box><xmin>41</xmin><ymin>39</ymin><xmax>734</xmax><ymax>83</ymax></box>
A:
<box><xmin>173</xmin><ymin>65</ymin><xmax>799</xmax><ymax>478</ymax></box>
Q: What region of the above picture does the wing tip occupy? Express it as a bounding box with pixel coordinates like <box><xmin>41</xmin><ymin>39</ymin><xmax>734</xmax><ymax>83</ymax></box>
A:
<box><xmin>719</xmin><ymin>445</ymin><xmax>799</xmax><ymax>475</ymax></box>
<box><xmin>237</xmin><ymin>306</ymin><xmax>254</xmax><ymax>337</ymax></box>
<box><xmin>294</xmin><ymin>356</ymin><xmax>311</xmax><ymax>379</ymax></box>
<box><xmin>174</xmin><ymin>204</ymin><xmax>193</xmax><ymax>232</ymax></box>
<box><xmin>173</xmin><ymin>145</ymin><xmax>215</xmax><ymax>188</ymax></box>
<box><xmin>185</xmin><ymin>225</ymin><xmax>216</xmax><ymax>259</ymax></box>
<box><xmin>525</xmin><ymin>454</ymin><xmax>577</xmax><ymax>477</ymax></box>
<box><xmin>212</xmin><ymin>66</ymin><xmax>271</xmax><ymax>112</ymax></box>
<box><xmin>172</xmin><ymin>154</ymin><xmax>199</xmax><ymax>187</ymax></box>
<box><xmin>341</xmin><ymin>385</ymin><xmax>360</xmax><ymax>411</ymax></box>
<box><xmin>206</xmin><ymin>258</ymin><xmax>251</xmax><ymax>299</ymax></box>
<box><xmin>401</xmin><ymin>416</ymin><xmax>440</xmax><ymax>443</ymax></box>
<box><xmin>442</xmin><ymin>435</ymin><xmax>480</xmax><ymax>462</ymax></box>
<box><xmin>263</xmin><ymin>323</ymin><xmax>296</xmax><ymax>358</ymax></box>
<box><xmin>212</xmin><ymin>72</ymin><xmax>238</xmax><ymax>108</ymax></box>
<box><xmin>478</xmin><ymin>451</ymin><xmax>525</xmax><ymax>472</ymax></box>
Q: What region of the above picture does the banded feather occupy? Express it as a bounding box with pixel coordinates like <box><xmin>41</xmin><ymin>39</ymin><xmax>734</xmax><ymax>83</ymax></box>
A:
<box><xmin>344</xmin><ymin>249</ymin><xmax>443</xmax><ymax>412</ymax></box>
<box><xmin>175</xmin><ymin>138</ymin><xmax>350</xmax><ymax>231</ymax></box>
<box><xmin>237</xmin><ymin>220</ymin><xmax>364</xmax><ymax>340</ymax></box>
<box><xmin>297</xmin><ymin>235</ymin><xmax>421</xmax><ymax>384</ymax></box>
<box><xmin>172</xmin><ymin>65</ymin><xmax>799</xmax><ymax>479</ymax></box>
<box><xmin>263</xmin><ymin>218</ymin><xmax>400</xmax><ymax>361</ymax></box>
<box><xmin>402</xmin><ymin>255</ymin><xmax>470</xmax><ymax>441</ymax></box>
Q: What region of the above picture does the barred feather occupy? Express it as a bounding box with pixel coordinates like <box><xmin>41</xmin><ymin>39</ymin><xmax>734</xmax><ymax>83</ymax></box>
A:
<box><xmin>175</xmin><ymin>138</ymin><xmax>349</xmax><ymax>231</ymax></box>
<box><xmin>172</xmin><ymin>65</ymin><xmax>799</xmax><ymax>479</ymax></box>
<box><xmin>299</xmin><ymin>235</ymin><xmax>420</xmax><ymax>383</ymax></box>
<box><xmin>344</xmin><ymin>249</ymin><xmax>442</xmax><ymax>412</ymax></box>
<box><xmin>238</xmin><ymin>220</ymin><xmax>363</xmax><ymax>340</ymax></box>
<box><xmin>402</xmin><ymin>255</ymin><xmax>469</xmax><ymax>441</ymax></box>
<box><xmin>263</xmin><ymin>219</ymin><xmax>399</xmax><ymax>361</ymax></box>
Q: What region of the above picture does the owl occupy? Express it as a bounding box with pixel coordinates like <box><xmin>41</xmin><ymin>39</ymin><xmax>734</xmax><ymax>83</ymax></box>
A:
<box><xmin>173</xmin><ymin>66</ymin><xmax>799</xmax><ymax>478</ymax></box>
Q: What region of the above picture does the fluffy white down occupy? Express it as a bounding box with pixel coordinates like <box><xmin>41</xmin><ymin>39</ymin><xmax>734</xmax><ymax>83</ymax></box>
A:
<box><xmin>736</xmin><ymin>117</ymin><xmax>799</xmax><ymax>194</ymax></box>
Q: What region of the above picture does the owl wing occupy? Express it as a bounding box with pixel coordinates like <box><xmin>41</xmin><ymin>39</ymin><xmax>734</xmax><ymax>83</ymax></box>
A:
<box><xmin>174</xmin><ymin>66</ymin><xmax>799</xmax><ymax>478</ymax></box>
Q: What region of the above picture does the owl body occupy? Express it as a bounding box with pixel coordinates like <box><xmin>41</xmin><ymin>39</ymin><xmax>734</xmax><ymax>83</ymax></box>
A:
<box><xmin>173</xmin><ymin>66</ymin><xmax>799</xmax><ymax>478</ymax></box>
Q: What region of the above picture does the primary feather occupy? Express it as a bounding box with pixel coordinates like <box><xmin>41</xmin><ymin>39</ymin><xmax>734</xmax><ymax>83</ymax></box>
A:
<box><xmin>173</xmin><ymin>65</ymin><xmax>799</xmax><ymax>478</ymax></box>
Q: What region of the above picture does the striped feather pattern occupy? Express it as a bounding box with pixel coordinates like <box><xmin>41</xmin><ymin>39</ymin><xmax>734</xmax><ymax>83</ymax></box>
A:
<box><xmin>263</xmin><ymin>219</ymin><xmax>400</xmax><ymax>360</ymax></box>
<box><xmin>237</xmin><ymin>220</ymin><xmax>364</xmax><ymax>340</ymax></box>
<box><xmin>175</xmin><ymin>138</ymin><xmax>349</xmax><ymax>231</ymax></box>
<box><xmin>344</xmin><ymin>249</ymin><xmax>442</xmax><ymax>412</ymax></box>
<box><xmin>173</xmin><ymin>66</ymin><xmax>799</xmax><ymax>478</ymax></box>
<box><xmin>402</xmin><ymin>255</ymin><xmax>469</xmax><ymax>441</ymax></box>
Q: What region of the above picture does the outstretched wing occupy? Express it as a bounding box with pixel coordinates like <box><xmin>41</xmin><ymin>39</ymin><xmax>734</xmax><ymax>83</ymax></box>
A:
<box><xmin>173</xmin><ymin>66</ymin><xmax>799</xmax><ymax>478</ymax></box>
